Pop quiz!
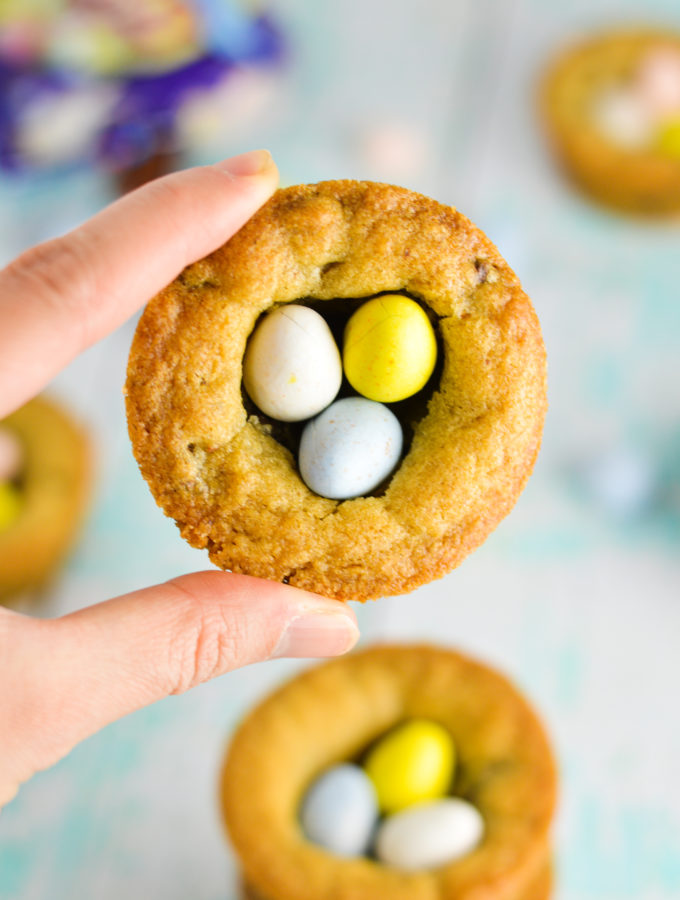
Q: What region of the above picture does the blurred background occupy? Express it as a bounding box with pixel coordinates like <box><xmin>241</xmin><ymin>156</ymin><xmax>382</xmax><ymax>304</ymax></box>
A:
<box><xmin>1</xmin><ymin>1</ymin><xmax>680</xmax><ymax>898</ymax></box>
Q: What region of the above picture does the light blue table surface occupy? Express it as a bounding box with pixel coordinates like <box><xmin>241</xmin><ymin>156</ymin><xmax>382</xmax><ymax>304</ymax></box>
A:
<box><xmin>1</xmin><ymin>1</ymin><xmax>680</xmax><ymax>898</ymax></box>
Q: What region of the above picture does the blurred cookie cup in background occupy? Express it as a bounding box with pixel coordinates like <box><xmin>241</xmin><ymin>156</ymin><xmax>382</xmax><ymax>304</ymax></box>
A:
<box><xmin>0</xmin><ymin>396</ymin><xmax>90</xmax><ymax>609</ymax></box>
<box><xmin>221</xmin><ymin>644</ymin><xmax>557</xmax><ymax>900</ymax></box>
<box><xmin>541</xmin><ymin>27</ymin><xmax>680</xmax><ymax>215</ymax></box>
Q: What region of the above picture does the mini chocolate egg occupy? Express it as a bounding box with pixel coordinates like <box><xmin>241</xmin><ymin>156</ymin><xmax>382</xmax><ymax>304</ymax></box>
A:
<box><xmin>657</xmin><ymin>118</ymin><xmax>680</xmax><ymax>158</ymax></box>
<box><xmin>0</xmin><ymin>427</ymin><xmax>22</xmax><ymax>483</ymax></box>
<box><xmin>243</xmin><ymin>304</ymin><xmax>342</xmax><ymax>422</ymax></box>
<box><xmin>636</xmin><ymin>47</ymin><xmax>680</xmax><ymax>118</ymax></box>
<box><xmin>0</xmin><ymin>482</ymin><xmax>21</xmax><ymax>533</ymax></box>
<box><xmin>359</xmin><ymin>121</ymin><xmax>431</xmax><ymax>180</ymax></box>
<box><xmin>375</xmin><ymin>798</ymin><xmax>484</xmax><ymax>871</ymax></box>
<box><xmin>300</xmin><ymin>764</ymin><xmax>379</xmax><ymax>857</ymax></box>
<box><xmin>17</xmin><ymin>85</ymin><xmax>119</xmax><ymax>167</ymax></box>
<box><xmin>364</xmin><ymin>719</ymin><xmax>455</xmax><ymax>814</ymax></box>
<box><xmin>591</xmin><ymin>88</ymin><xmax>654</xmax><ymax>150</ymax></box>
<box><xmin>343</xmin><ymin>295</ymin><xmax>437</xmax><ymax>403</ymax></box>
<box><xmin>578</xmin><ymin>445</ymin><xmax>657</xmax><ymax>518</ymax></box>
<box><xmin>298</xmin><ymin>397</ymin><xmax>402</xmax><ymax>500</ymax></box>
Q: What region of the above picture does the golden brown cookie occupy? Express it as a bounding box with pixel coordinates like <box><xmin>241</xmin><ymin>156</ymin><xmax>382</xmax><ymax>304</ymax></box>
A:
<box><xmin>0</xmin><ymin>395</ymin><xmax>90</xmax><ymax>605</ymax></box>
<box><xmin>241</xmin><ymin>856</ymin><xmax>552</xmax><ymax>900</ymax></box>
<box><xmin>541</xmin><ymin>28</ymin><xmax>680</xmax><ymax>215</ymax></box>
<box><xmin>221</xmin><ymin>644</ymin><xmax>557</xmax><ymax>900</ymax></box>
<box><xmin>126</xmin><ymin>180</ymin><xmax>546</xmax><ymax>602</ymax></box>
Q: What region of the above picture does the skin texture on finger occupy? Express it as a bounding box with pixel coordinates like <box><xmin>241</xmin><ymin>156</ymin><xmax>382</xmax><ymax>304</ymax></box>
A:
<box><xmin>0</xmin><ymin>151</ymin><xmax>278</xmax><ymax>417</ymax></box>
<box><xmin>0</xmin><ymin>571</ymin><xmax>358</xmax><ymax>807</ymax></box>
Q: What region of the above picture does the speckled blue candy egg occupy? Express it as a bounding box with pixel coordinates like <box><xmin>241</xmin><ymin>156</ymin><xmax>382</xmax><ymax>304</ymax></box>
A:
<box><xmin>300</xmin><ymin>763</ymin><xmax>379</xmax><ymax>857</ymax></box>
<box><xmin>298</xmin><ymin>397</ymin><xmax>403</xmax><ymax>500</ymax></box>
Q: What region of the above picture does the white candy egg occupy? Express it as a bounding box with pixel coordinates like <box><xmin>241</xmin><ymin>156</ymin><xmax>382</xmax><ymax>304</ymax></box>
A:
<box><xmin>300</xmin><ymin>764</ymin><xmax>379</xmax><ymax>857</ymax></box>
<box><xmin>243</xmin><ymin>305</ymin><xmax>342</xmax><ymax>422</ymax></box>
<box><xmin>592</xmin><ymin>88</ymin><xmax>654</xmax><ymax>150</ymax></box>
<box><xmin>375</xmin><ymin>798</ymin><xmax>484</xmax><ymax>871</ymax></box>
<box><xmin>17</xmin><ymin>84</ymin><xmax>119</xmax><ymax>167</ymax></box>
<box><xmin>299</xmin><ymin>397</ymin><xmax>403</xmax><ymax>500</ymax></box>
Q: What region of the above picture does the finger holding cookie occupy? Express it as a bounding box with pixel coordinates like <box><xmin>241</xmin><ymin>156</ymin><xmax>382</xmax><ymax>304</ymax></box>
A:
<box><xmin>0</xmin><ymin>153</ymin><xmax>360</xmax><ymax>809</ymax></box>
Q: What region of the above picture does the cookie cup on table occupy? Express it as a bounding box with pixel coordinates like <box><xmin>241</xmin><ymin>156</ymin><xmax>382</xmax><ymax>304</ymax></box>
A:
<box><xmin>0</xmin><ymin>396</ymin><xmax>90</xmax><ymax>606</ymax></box>
<box><xmin>541</xmin><ymin>28</ymin><xmax>680</xmax><ymax>215</ymax></box>
<box><xmin>221</xmin><ymin>644</ymin><xmax>557</xmax><ymax>900</ymax></box>
<box><xmin>126</xmin><ymin>180</ymin><xmax>546</xmax><ymax>601</ymax></box>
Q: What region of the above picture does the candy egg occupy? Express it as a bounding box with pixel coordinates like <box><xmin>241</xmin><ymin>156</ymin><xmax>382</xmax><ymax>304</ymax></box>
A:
<box><xmin>300</xmin><ymin>764</ymin><xmax>379</xmax><ymax>857</ymax></box>
<box><xmin>17</xmin><ymin>85</ymin><xmax>119</xmax><ymax>166</ymax></box>
<box><xmin>298</xmin><ymin>397</ymin><xmax>402</xmax><ymax>500</ymax></box>
<box><xmin>343</xmin><ymin>295</ymin><xmax>437</xmax><ymax>402</ymax></box>
<box><xmin>0</xmin><ymin>482</ymin><xmax>21</xmax><ymax>534</ymax></box>
<box><xmin>243</xmin><ymin>305</ymin><xmax>342</xmax><ymax>422</ymax></box>
<box><xmin>578</xmin><ymin>445</ymin><xmax>657</xmax><ymax>518</ymax></box>
<box><xmin>359</xmin><ymin>121</ymin><xmax>431</xmax><ymax>180</ymax></box>
<box><xmin>364</xmin><ymin>719</ymin><xmax>455</xmax><ymax>814</ymax></box>
<box><xmin>636</xmin><ymin>47</ymin><xmax>680</xmax><ymax>118</ymax></box>
<box><xmin>591</xmin><ymin>88</ymin><xmax>654</xmax><ymax>150</ymax></box>
<box><xmin>375</xmin><ymin>798</ymin><xmax>484</xmax><ymax>871</ymax></box>
<box><xmin>657</xmin><ymin>118</ymin><xmax>680</xmax><ymax>158</ymax></box>
<box><xmin>46</xmin><ymin>18</ymin><xmax>131</xmax><ymax>76</ymax></box>
<box><xmin>0</xmin><ymin>428</ymin><xmax>22</xmax><ymax>483</ymax></box>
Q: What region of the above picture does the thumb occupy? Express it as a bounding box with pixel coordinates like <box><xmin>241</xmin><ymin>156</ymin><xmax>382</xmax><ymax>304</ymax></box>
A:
<box><xmin>1</xmin><ymin>572</ymin><xmax>358</xmax><ymax>805</ymax></box>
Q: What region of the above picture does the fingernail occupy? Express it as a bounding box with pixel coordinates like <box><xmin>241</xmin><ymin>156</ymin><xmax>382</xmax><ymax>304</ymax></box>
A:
<box><xmin>215</xmin><ymin>149</ymin><xmax>274</xmax><ymax>178</ymax></box>
<box><xmin>273</xmin><ymin>608</ymin><xmax>359</xmax><ymax>659</ymax></box>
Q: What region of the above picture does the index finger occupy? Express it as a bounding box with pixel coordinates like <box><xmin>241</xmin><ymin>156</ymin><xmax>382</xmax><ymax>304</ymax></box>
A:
<box><xmin>0</xmin><ymin>150</ymin><xmax>278</xmax><ymax>416</ymax></box>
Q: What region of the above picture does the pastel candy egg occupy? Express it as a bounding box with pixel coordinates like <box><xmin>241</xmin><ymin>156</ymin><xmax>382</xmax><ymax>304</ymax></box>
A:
<box><xmin>636</xmin><ymin>47</ymin><xmax>680</xmax><ymax>118</ymax></box>
<box><xmin>343</xmin><ymin>295</ymin><xmax>437</xmax><ymax>403</ymax></box>
<box><xmin>0</xmin><ymin>482</ymin><xmax>21</xmax><ymax>534</ymax></box>
<box><xmin>243</xmin><ymin>305</ymin><xmax>342</xmax><ymax>422</ymax></box>
<box><xmin>0</xmin><ymin>428</ymin><xmax>22</xmax><ymax>483</ymax></box>
<box><xmin>46</xmin><ymin>18</ymin><xmax>132</xmax><ymax>76</ymax></box>
<box><xmin>298</xmin><ymin>397</ymin><xmax>402</xmax><ymax>500</ymax></box>
<box><xmin>656</xmin><ymin>119</ymin><xmax>680</xmax><ymax>158</ymax></box>
<box><xmin>591</xmin><ymin>88</ymin><xmax>654</xmax><ymax>150</ymax></box>
<box><xmin>375</xmin><ymin>798</ymin><xmax>484</xmax><ymax>871</ymax></box>
<box><xmin>18</xmin><ymin>85</ymin><xmax>119</xmax><ymax>166</ymax></box>
<box><xmin>359</xmin><ymin>121</ymin><xmax>431</xmax><ymax>180</ymax></box>
<box><xmin>578</xmin><ymin>445</ymin><xmax>657</xmax><ymax>518</ymax></box>
<box><xmin>300</xmin><ymin>764</ymin><xmax>379</xmax><ymax>857</ymax></box>
<box><xmin>128</xmin><ymin>3</ymin><xmax>199</xmax><ymax>66</ymax></box>
<box><xmin>364</xmin><ymin>719</ymin><xmax>455</xmax><ymax>814</ymax></box>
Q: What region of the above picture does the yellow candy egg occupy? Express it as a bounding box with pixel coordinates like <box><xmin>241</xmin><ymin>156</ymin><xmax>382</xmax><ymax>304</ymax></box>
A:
<box><xmin>656</xmin><ymin>119</ymin><xmax>680</xmax><ymax>158</ymax></box>
<box><xmin>364</xmin><ymin>719</ymin><xmax>455</xmax><ymax>814</ymax></box>
<box><xmin>0</xmin><ymin>482</ymin><xmax>21</xmax><ymax>534</ymax></box>
<box><xmin>343</xmin><ymin>295</ymin><xmax>437</xmax><ymax>403</ymax></box>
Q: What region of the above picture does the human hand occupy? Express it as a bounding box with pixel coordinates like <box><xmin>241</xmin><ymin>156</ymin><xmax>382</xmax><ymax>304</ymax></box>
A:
<box><xmin>0</xmin><ymin>151</ymin><xmax>359</xmax><ymax>807</ymax></box>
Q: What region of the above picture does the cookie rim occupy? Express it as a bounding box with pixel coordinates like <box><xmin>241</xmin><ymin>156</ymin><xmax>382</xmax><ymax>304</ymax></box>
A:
<box><xmin>0</xmin><ymin>395</ymin><xmax>90</xmax><ymax>603</ymax></box>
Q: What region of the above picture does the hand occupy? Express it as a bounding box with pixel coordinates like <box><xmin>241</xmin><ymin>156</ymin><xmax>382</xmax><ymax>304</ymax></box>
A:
<box><xmin>0</xmin><ymin>151</ymin><xmax>359</xmax><ymax>807</ymax></box>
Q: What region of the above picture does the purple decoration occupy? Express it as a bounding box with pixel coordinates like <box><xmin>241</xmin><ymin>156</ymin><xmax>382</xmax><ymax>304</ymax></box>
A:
<box><xmin>0</xmin><ymin>11</ymin><xmax>285</xmax><ymax>173</ymax></box>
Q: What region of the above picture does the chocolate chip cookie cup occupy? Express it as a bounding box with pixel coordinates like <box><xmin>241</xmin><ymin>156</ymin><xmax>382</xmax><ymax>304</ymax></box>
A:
<box><xmin>0</xmin><ymin>396</ymin><xmax>90</xmax><ymax>606</ymax></box>
<box><xmin>221</xmin><ymin>644</ymin><xmax>557</xmax><ymax>900</ymax></box>
<box><xmin>126</xmin><ymin>180</ymin><xmax>546</xmax><ymax>602</ymax></box>
<box><xmin>541</xmin><ymin>28</ymin><xmax>680</xmax><ymax>215</ymax></box>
